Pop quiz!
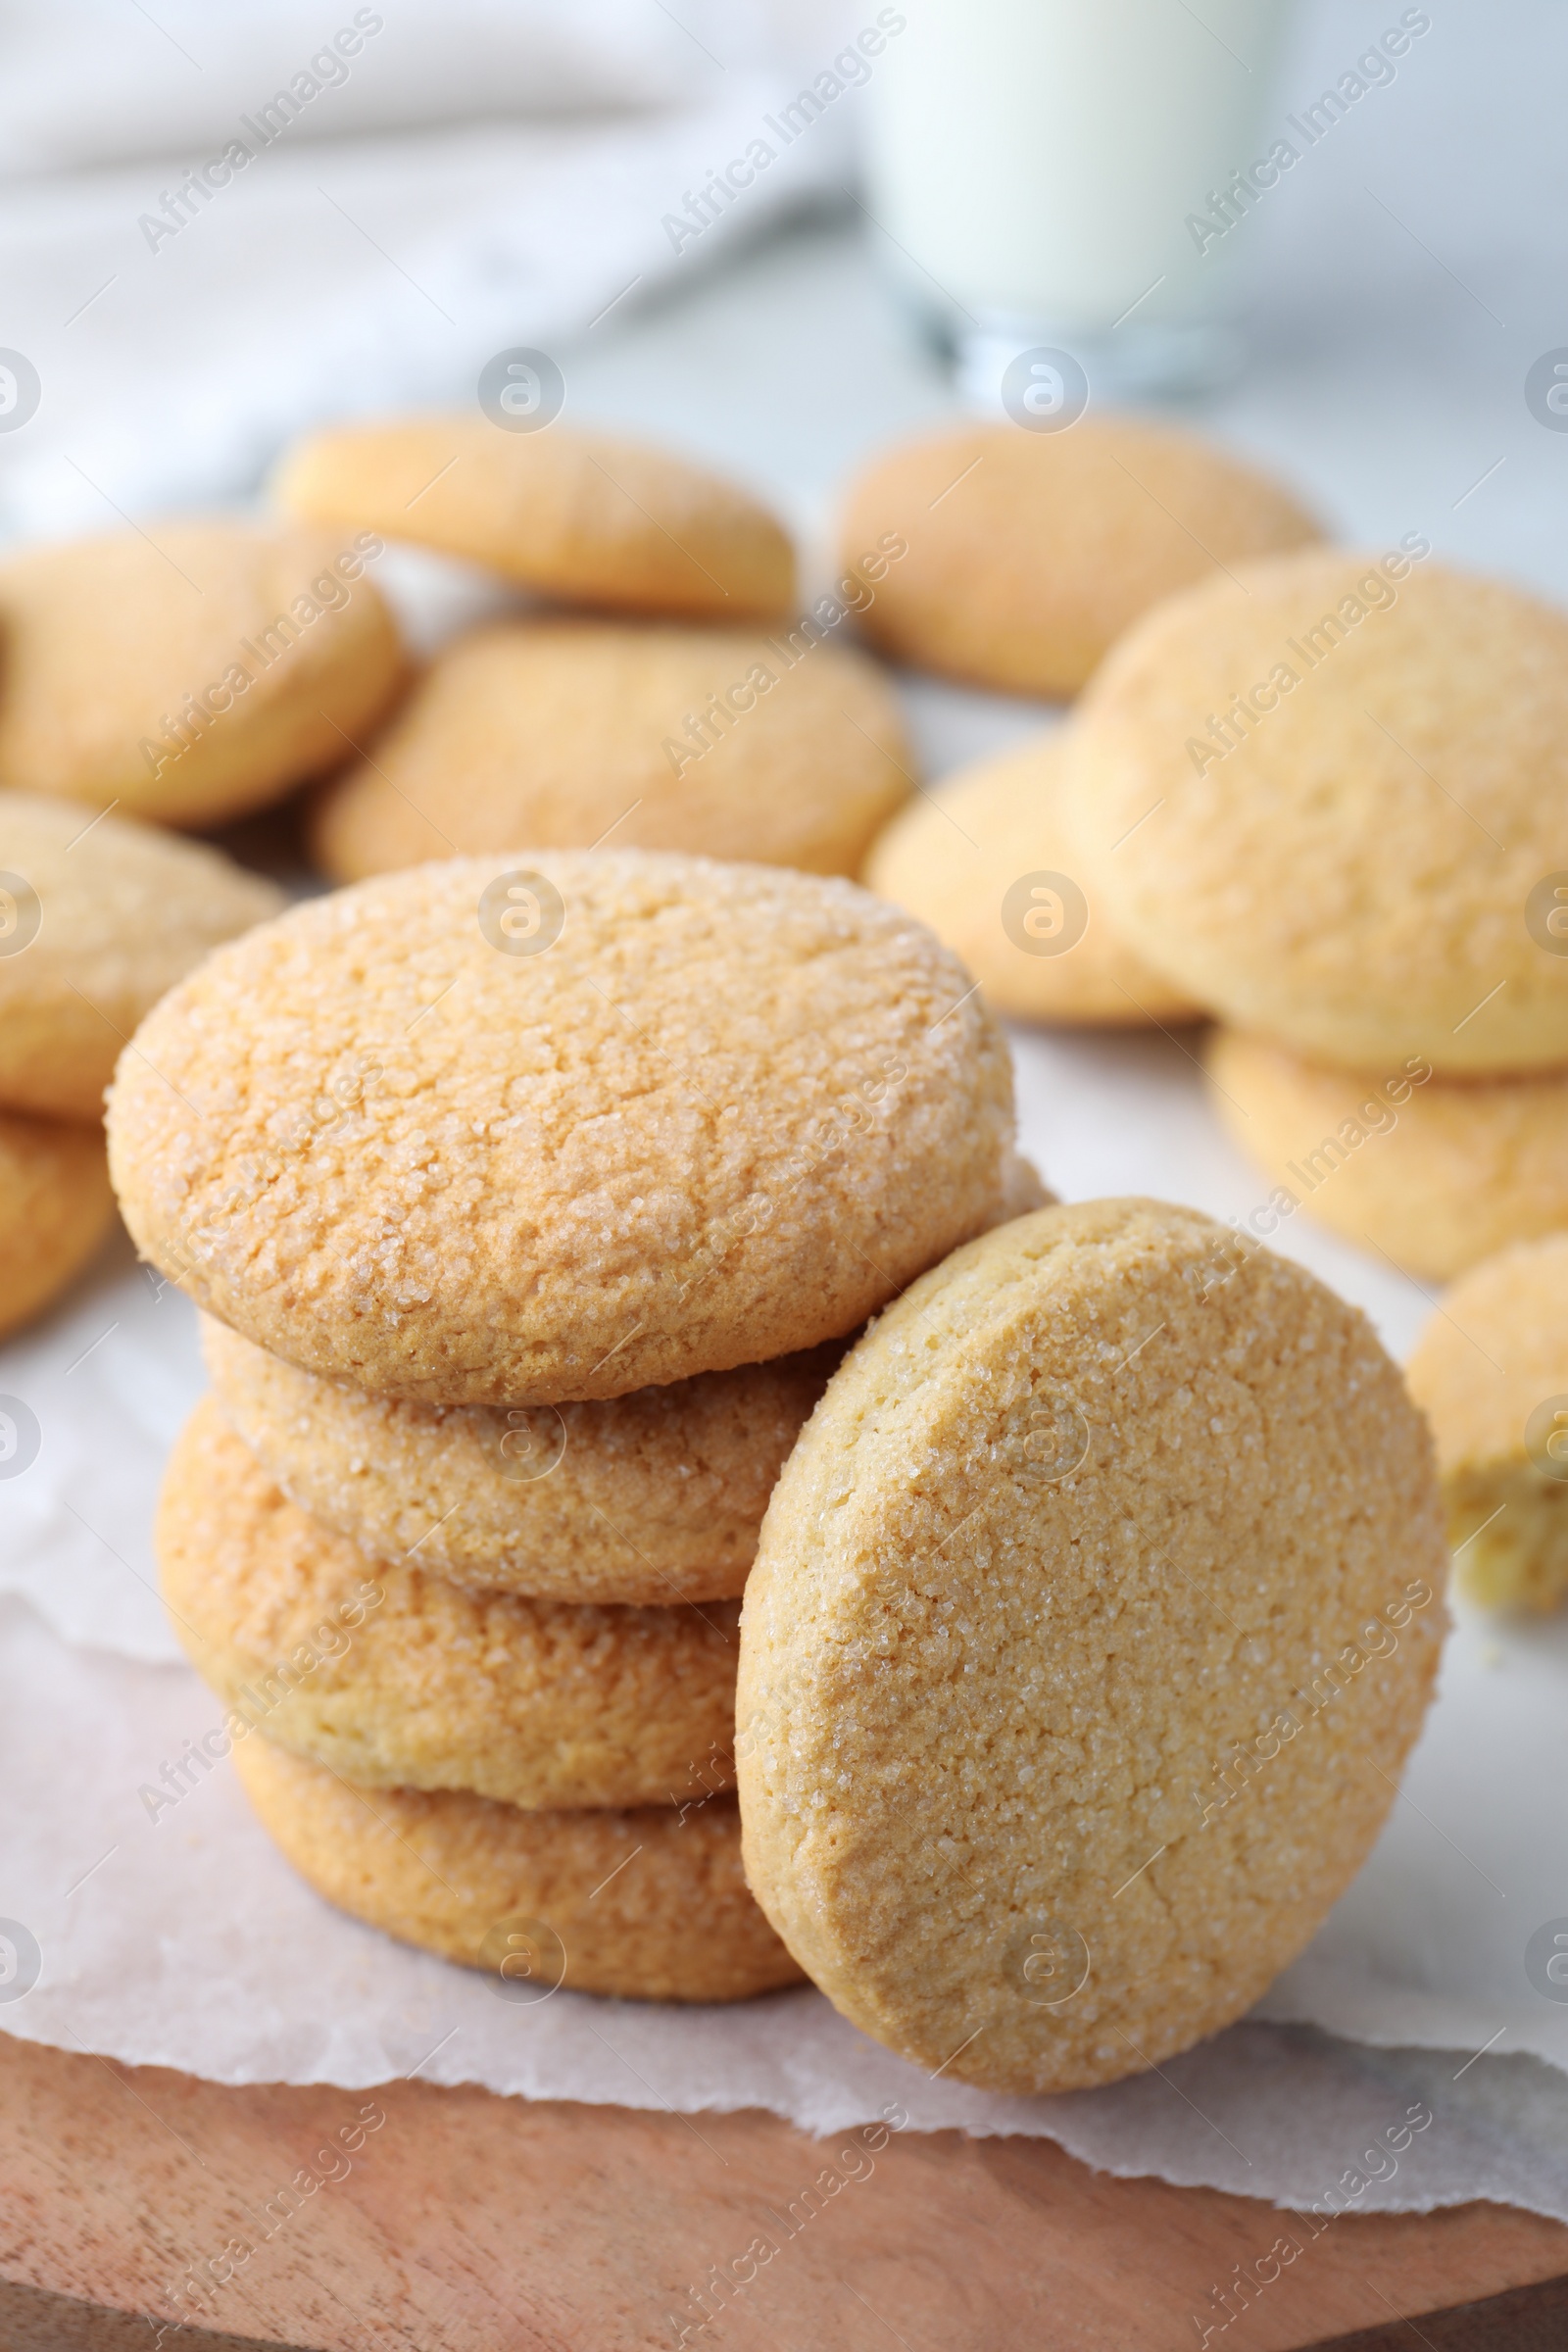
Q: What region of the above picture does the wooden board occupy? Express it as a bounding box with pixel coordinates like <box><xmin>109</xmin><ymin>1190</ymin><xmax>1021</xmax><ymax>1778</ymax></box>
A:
<box><xmin>1</xmin><ymin>2034</ymin><xmax>1566</xmax><ymax>2350</ymax></box>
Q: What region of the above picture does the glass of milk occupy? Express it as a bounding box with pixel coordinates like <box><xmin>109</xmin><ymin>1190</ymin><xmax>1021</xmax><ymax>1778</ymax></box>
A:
<box><xmin>864</xmin><ymin>0</ymin><xmax>1298</xmax><ymax>400</ymax></box>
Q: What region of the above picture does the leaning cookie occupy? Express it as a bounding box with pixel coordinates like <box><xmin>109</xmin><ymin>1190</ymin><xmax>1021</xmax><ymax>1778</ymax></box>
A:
<box><xmin>1207</xmin><ymin>1030</ymin><xmax>1568</xmax><ymax>1281</ymax></box>
<box><xmin>274</xmin><ymin>416</ymin><xmax>794</xmax><ymax>622</ymax></box>
<box><xmin>839</xmin><ymin>416</ymin><xmax>1319</xmax><ymax>699</ymax></box>
<box><xmin>109</xmin><ymin>853</ymin><xmax>1015</xmax><ymax>1403</ymax></box>
<box><xmin>0</xmin><ymin>792</ymin><xmax>283</xmax><ymax>1121</ymax></box>
<box><xmin>0</xmin><ymin>1113</ymin><xmax>115</xmax><ymax>1341</ymax></box>
<box><xmin>0</xmin><ymin>523</ymin><xmax>405</xmax><ymax>828</ymax></box>
<box><xmin>1406</xmin><ymin>1236</ymin><xmax>1568</xmax><ymax>1613</ymax></box>
<box><xmin>160</xmin><ymin>1400</ymin><xmax>740</xmax><ymax>1809</ymax></box>
<box><xmin>738</xmin><ymin>1198</ymin><xmax>1445</xmax><ymax>2095</ymax></box>
<box><xmin>234</xmin><ymin>1734</ymin><xmax>804</xmax><ymax>2003</ymax></box>
<box><xmin>203</xmin><ymin>1318</ymin><xmax>836</xmax><ymax>1605</ymax></box>
<box><xmin>864</xmin><ymin>732</ymin><xmax>1203</xmax><ymax>1025</ymax></box>
<box><xmin>310</xmin><ymin>618</ymin><xmax>911</xmax><ymax>882</ymax></box>
<box><xmin>1072</xmin><ymin>550</ymin><xmax>1568</xmax><ymax>1073</ymax></box>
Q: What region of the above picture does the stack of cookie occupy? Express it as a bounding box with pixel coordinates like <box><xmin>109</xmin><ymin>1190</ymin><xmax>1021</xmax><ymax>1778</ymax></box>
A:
<box><xmin>1059</xmin><ymin>546</ymin><xmax>1568</xmax><ymax>1280</ymax></box>
<box><xmin>0</xmin><ymin>792</ymin><xmax>282</xmax><ymax>1342</ymax></box>
<box><xmin>111</xmin><ymin>848</ymin><xmax>1036</xmax><ymax>2003</ymax></box>
<box><xmin>272</xmin><ymin>416</ymin><xmax>914</xmax><ymax>881</ymax></box>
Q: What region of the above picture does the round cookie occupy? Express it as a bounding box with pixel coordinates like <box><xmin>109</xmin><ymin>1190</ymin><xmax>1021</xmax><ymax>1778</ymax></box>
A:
<box><xmin>310</xmin><ymin>617</ymin><xmax>911</xmax><ymax>883</ymax></box>
<box><xmin>160</xmin><ymin>1399</ymin><xmax>741</xmax><ymax>1809</ymax></box>
<box><xmin>199</xmin><ymin>1160</ymin><xmax>1049</xmax><ymax>1605</ymax></box>
<box><xmin>234</xmin><ymin>1732</ymin><xmax>803</xmax><ymax>2003</ymax></box>
<box><xmin>0</xmin><ymin>1112</ymin><xmax>115</xmax><ymax>1340</ymax></box>
<box><xmin>203</xmin><ymin>1317</ymin><xmax>836</xmax><ymax>1604</ymax></box>
<box><xmin>108</xmin><ymin>852</ymin><xmax>1015</xmax><ymax>1404</ymax></box>
<box><xmin>1072</xmin><ymin>549</ymin><xmax>1568</xmax><ymax>1073</ymax></box>
<box><xmin>839</xmin><ymin>416</ymin><xmax>1319</xmax><ymax>699</ymax></box>
<box><xmin>1207</xmin><ymin>1030</ymin><xmax>1568</xmax><ymax>1282</ymax></box>
<box><xmin>0</xmin><ymin>522</ymin><xmax>406</xmax><ymax>828</ymax></box>
<box><xmin>274</xmin><ymin>417</ymin><xmax>794</xmax><ymax>622</ymax></box>
<box><xmin>864</xmin><ymin>732</ymin><xmax>1203</xmax><ymax>1026</ymax></box>
<box><xmin>1406</xmin><ymin>1237</ymin><xmax>1568</xmax><ymax>1613</ymax></box>
<box><xmin>737</xmin><ymin>1197</ymin><xmax>1446</xmax><ymax>2095</ymax></box>
<box><xmin>0</xmin><ymin>791</ymin><xmax>284</xmax><ymax>1120</ymax></box>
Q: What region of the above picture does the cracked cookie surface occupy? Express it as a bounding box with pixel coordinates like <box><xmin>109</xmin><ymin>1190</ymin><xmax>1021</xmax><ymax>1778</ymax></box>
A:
<box><xmin>738</xmin><ymin>1197</ymin><xmax>1446</xmax><ymax>2093</ymax></box>
<box><xmin>108</xmin><ymin>852</ymin><xmax>1015</xmax><ymax>1403</ymax></box>
<box><xmin>235</xmin><ymin>1733</ymin><xmax>803</xmax><ymax>2002</ymax></box>
<box><xmin>160</xmin><ymin>1398</ymin><xmax>742</xmax><ymax>1809</ymax></box>
<box><xmin>202</xmin><ymin>1316</ymin><xmax>838</xmax><ymax>1602</ymax></box>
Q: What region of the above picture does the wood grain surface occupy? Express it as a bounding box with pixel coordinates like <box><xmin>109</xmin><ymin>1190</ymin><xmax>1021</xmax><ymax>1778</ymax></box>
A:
<box><xmin>2</xmin><ymin>2034</ymin><xmax>1566</xmax><ymax>2350</ymax></box>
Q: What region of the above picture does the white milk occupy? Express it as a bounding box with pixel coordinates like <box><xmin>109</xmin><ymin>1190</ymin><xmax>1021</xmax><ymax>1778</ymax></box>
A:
<box><xmin>865</xmin><ymin>0</ymin><xmax>1298</xmax><ymax>392</ymax></box>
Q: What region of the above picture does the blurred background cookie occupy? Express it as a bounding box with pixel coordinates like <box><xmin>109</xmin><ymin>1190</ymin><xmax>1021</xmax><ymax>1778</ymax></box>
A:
<box><xmin>233</xmin><ymin>1733</ymin><xmax>803</xmax><ymax>2003</ymax></box>
<box><xmin>160</xmin><ymin>1399</ymin><xmax>741</xmax><ymax>1809</ymax></box>
<box><xmin>0</xmin><ymin>791</ymin><xmax>283</xmax><ymax>1122</ymax></box>
<box><xmin>0</xmin><ymin>522</ymin><xmax>406</xmax><ymax>827</ymax></box>
<box><xmin>1406</xmin><ymin>1236</ymin><xmax>1568</xmax><ymax>1613</ymax></box>
<box><xmin>0</xmin><ymin>1111</ymin><xmax>115</xmax><ymax>1341</ymax></box>
<box><xmin>1073</xmin><ymin>549</ymin><xmax>1568</xmax><ymax>1074</ymax></box>
<box><xmin>864</xmin><ymin>731</ymin><xmax>1202</xmax><ymax>1025</ymax></box>
<box><xmin>1207</xmin><ymin>1030</ymin><xmax>1568</xmax><ymax>1280</ymax></box>
<box><xmin>838</xmin><ymin>416</ymin><xmax>1319</xmax><ymax>699</ymax></box>
<box><xmin>310</xmin><ymin>618</ymin><xmax>911</xmax><ymax>881</ymax></box>
<box><xmin>275</xmin><ymin>417</ymin><xmax>794</xmax><ymax>621</ymax></box>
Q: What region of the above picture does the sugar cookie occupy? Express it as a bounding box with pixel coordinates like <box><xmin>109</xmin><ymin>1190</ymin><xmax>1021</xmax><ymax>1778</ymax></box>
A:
<box><xmin>274</xmin><ymin>417</ymin><xmax>793</xmax><ymax>622</ymax></box>
<box><xmin>0</xmin><ymin>523</ymin><xmax>405</xmax><ymax>827</ymax></box>
<box><xmin>1207</xmin><ymin>1030</ymin><xmax>1568</xmax><ymax>1281</ymax></box>
<box><xmin>234</xmin><ymin>1733</ymin><xmax>803</xmax><ymax>2002</ymax></box>
<box><xmin>839</xmin><ymin>417</ymin><xmax>1319</xmax><ymax>698</ymax></box>
<box><xmin>202</xmin><ymin>1318</ymin><xmax>837</xmax><ymax>1604</ymax></box>
<box><xmin>738</xmin><ymin>1198</ymin><xmax>1445</xmax><ymax>2093</ymax></box>
<box><xmin>108</xmin><ymin>853</ymin><xmax>1014</xmax><ymax>1403</ymax></box>
<box><xmin>1073</xmin><ymin>549</ymin><xmax>1568</xmax><ymax>1072</ymax></box>
<box><xmin>0</xmin><ymin>790</ymin><xmax>283</xmax><ymax>1120</ymax></box>
<box><xmin>1406</xmin><ymin>1236</ymin><xmax>1568</xmax><ymax>1612</ymax></box>
<box><xmin>0</xmin><ymin>1112</ymin><xmax>115</xmax><ymax>1341</ymax></box>
<box><xmin>160</xmin><ymin>1399</ymin><xmax>740</xmax><ymax>1809</ymax></box>
<box><xmin>199</xmin><ymin>1153</ymin><xmax>1048</xmax><ymax>1605</ymax></box>
<box><xmin>864</xmin><ymin>732</ymin><xmax>1202</xmax><ymax>1025</ymax></box>
<box><xmin>309</xmin><ymin>617</ymin><xmax>911</xmax><ymax>882</ymax></box>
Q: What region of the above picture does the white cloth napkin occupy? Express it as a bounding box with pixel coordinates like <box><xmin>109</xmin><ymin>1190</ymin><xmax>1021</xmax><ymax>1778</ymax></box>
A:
<box><xmin>0</xmin><ymin>0</ymin><xmax>863</xmax><ymax>532</ymax></box>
